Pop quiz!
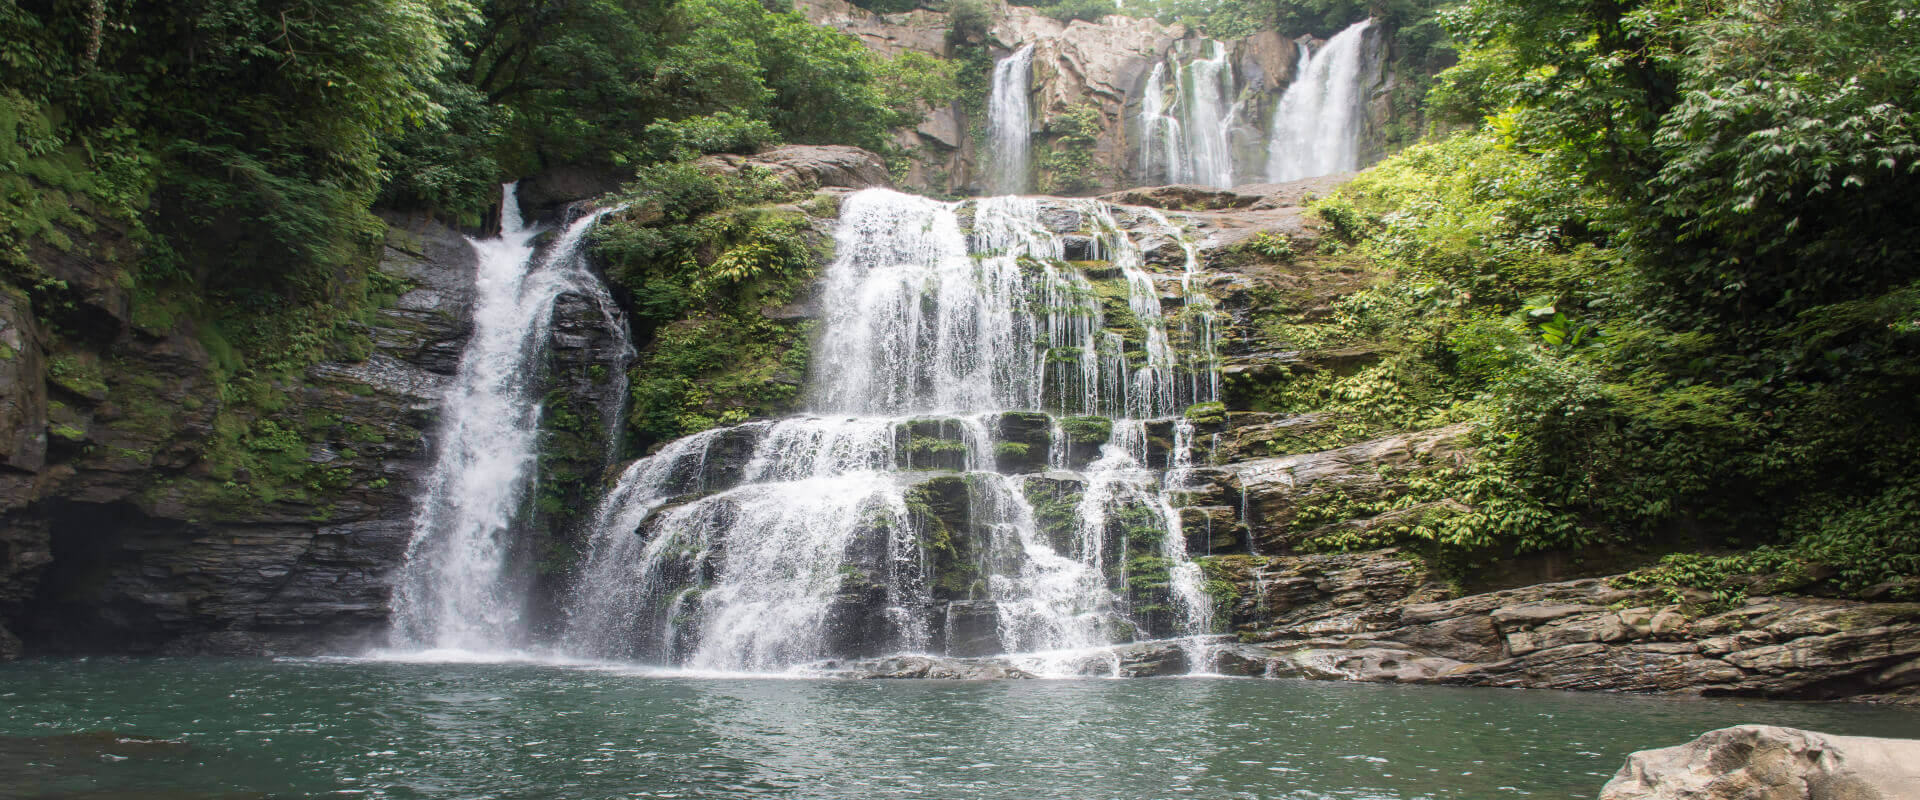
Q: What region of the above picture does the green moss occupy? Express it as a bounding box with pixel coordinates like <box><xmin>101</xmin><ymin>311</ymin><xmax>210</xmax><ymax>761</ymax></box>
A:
<box><xmin>1183</xmin><ymin>401</ymin><xmax>1226</xmax><ymax>426</ymax></box>
<box><xmin>1060</xmin><ymin>415</ymin><xmax>1112</xmax><ymax>445</ymax></box>
<box><xmin>46</xmin><ymin>353</ymin><xmax>108</xmax><ymax>397</ymax></box>
<box><xmin>907</xmin><ymin>476</ymin><xmax>981</xmax><ymax>597</ymax></box>
<box><xmin>1023</xmin><ymin>479</ymin><xmax>1084</xmax><ymax>554</ymax></box>
<box><xmin>598</xmin><ymin>185</ymin><xmax>828</xmax><ymax>451</ymax></box>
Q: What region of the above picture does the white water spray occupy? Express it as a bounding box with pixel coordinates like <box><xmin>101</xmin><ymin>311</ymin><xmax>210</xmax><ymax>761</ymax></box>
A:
<box><xmin>1138</xmin><ymin>41</ymin><xmax>1240</xmax><ymax>188</ymax></box>
<box><xmin>987</xmin><ymin>44</ymin><xmax>1035</xmax><ymax>195</ymax></box>
<box><xmin>1267</xmin><ymin>19</ymin><xmax>1376</xmax><ymax>182</ymax></box>
<box><xmin>390</xmin><ymin>183</ymin><xmax>623</xmax><ymax>653</ymax></box>
<box><xmin>561</xmin><ymin>188</ymin><xmax>1226</xmax><ymax>673</ymax></box>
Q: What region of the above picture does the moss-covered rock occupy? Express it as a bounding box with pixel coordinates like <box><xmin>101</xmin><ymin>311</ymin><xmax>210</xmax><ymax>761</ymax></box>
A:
<box><xmin>895</xmin><ymin>417</ymin><xmax>972</xmax><ymax>472</ymax></box>
<box><xmin>906</xmin><ymin>474</ymin><xmax>982</xmax><ymax>601</ymax></box>
<box><xmin>1059</xmin><ymin>415</ymin><xmax>1110</xmax><ymax>468</ymax></box>
<box><xmin>993</xmin><ymin>411</ymin><xmax>1051</xmax><ymax>473</ymax></box>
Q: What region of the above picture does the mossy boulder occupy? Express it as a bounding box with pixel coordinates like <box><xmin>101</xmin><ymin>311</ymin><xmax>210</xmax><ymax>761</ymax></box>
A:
<box><xmin>1059</xmin><ymin>415</ymin><xmax>1111</xmax><ymax>468</ymax></box>
<box><xmin>895</xmin><ymin>417</ymin><xmax>972</xmax><ymax>472</ymax></box>
<box><xmin>993</xmin><ymin>411</ymin><xmax>1051</xmax><ymax>473</ymax></box>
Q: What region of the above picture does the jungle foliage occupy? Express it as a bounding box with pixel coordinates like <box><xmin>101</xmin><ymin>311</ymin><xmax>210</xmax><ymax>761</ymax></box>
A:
<box><xmin>1293</xmin><ymin>0</ymin><xmax>1920</xmax><ymax>597</ymax></box>
<box><xmin>1</xmin><ymin>0</ymin><xmax>942</xmax><ymax>323</ymax></box>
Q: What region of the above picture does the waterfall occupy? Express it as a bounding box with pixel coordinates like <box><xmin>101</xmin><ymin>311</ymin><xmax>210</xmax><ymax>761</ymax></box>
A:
<box><xmin>987</xmin><ymin>44</ymin><xmax>1035</xmax><ymax>195</ymax></box>
<box><xmin>389</xmin><ymin>183</ymin><xmax>624</xmax><ymax>653</ymax></box>
<box><xmin>559</xmin><ymin>188</ymin><xmax>1225</xmax><ymax>673</ymax></box>
<box><xmin>1266</xmin><ymin>18</ymin><xmax>1375</xmax><ymax>182</ymax></box>
<box><xmin>1137</xmin><ymin>41</ymin><xmax>1239</xmax><ymax>188</ymax></box>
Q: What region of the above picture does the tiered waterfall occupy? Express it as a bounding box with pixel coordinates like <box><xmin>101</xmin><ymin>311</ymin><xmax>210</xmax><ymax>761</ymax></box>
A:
<box><xmin>560</xmin><ymin>189</ymin><xmax>1227</xmax><ymax>674</ymax></box>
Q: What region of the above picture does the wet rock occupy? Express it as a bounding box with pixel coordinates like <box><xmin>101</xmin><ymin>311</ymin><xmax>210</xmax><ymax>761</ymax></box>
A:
<box><xmin>906</xmin><ymin>475</ymin><xmax>978</xmax><ymax>604</ymax></box>
<box><xmin>368</xmin><ymin>212</ymin><xmax>480</xmax><ymax>376</ymax></box>
<box><xmin>1061</xmin><ymin>235</ymin><xmax>1098</xmax><ymax>261</ymax></box>
<box><xmin>1059</xmin><ymin>415</ymin><xmax>1111</xmax><ymax>469</ymax></box>
<box><xmin>1113</xmin><ymin>640</ymin><xmax>1192</xmax><ymax>677</ymax></box>
<box><xmin>942</xmin><ymin>600</ymin><xmax>1001</xmax><ymax>657</ymax></box>
<box><xmin>818</xmin><ymin>654</ymin><xmax>1037</xmax><ymax>680</ymax></box>
<box><xmin>993</xmin><ymin>412</ymin><xmax>1051</xmax><ymax>473</ymax></box>
<box><xmin>895</xmin><ymin>417</ymin><xmax>972</xmax><ymax>472</ymax></box>
<box><xmin>1599</xmin><ymin>725</ymin><xmax>1920</xmax><ymax>800</ymax></box>
<box><xmin>696</xmin><ymin>422</ymin><xmax>770</xmax><ymax>491</ymax></box>
<box><xmin>1180</xmin><ymin>505</ymin><xmax>1247</xmax><ymax>555</ymax></box>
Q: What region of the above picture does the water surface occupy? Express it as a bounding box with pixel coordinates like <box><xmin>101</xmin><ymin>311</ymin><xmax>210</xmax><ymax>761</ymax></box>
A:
<box><xmin>3</xmin><ymin>658</ymin><xmax>1916</xmax><ymax>799</ymax></box>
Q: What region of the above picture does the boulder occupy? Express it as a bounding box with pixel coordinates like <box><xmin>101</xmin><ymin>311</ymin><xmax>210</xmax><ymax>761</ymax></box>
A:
<box><xmin>1600</xmin><ymin>725</ymin><xmax>1920</xmax><ymax>800</ymax></box>
<box><xmin>698</xmin><ymin>145</ymin><xmax>892</xmax><ymax>192</ymax></box>
<box><xmin>1103</xmin><ymin>185</ymin><xmax>1267</xmax><ymax>211</ymax></box>
<box><xmin>517</xmin><ymin>165</ymin><xmax>624</xmax><ymax>224</ymax></box>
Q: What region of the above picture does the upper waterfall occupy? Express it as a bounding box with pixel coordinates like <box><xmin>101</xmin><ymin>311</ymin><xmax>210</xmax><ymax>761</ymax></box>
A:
<box><xmin>389</xmin><ymin>183</ymin><xmax>627</xmax><ymax>654</ymax></box>
<box><xmin>1267</xmin><ymin>18</ymin><xmax>1376</xmax><ymax>182</ymax></box>
<box><xmin>987</xmin><ymin>44</ymin><xmax>1035</xmax><ymax>195</ymax></box>
<box><xmin>1137</xmin><ymin>41</ymin><xmax>1240</xmax><ymax>188</ymax></box>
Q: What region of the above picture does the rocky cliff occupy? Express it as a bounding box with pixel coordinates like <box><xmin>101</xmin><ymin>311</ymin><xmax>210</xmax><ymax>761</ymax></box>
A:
<box><xmin>0</xmin><ymin>212</ymin><xmax>468</xmax><ymax>657</ymax></box>
<box><xmin>0</xmin><ymin>191</ymin><xmax>650</xmax><ymax>657</ymax></box>
<box><xmin>798</xmin><ymin>0</ymin><xmax>1402</xmax><ymax>196</ymax></box>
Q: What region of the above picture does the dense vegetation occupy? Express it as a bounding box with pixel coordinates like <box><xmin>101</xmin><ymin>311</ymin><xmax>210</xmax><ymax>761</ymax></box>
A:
<box><xmin>0</xmin><ymin>0</ymin><xmax>942</xmax><ymax>501</ymax></box>
<box><xmin>4</xmin><ymin>0</ymin><xmax>1914</xmax><ymax>600</ymax></box>
<box><xmin>1270</xmin><ymin>0</ymin><xmax>1919</xmax><ymax>599</ymax></box>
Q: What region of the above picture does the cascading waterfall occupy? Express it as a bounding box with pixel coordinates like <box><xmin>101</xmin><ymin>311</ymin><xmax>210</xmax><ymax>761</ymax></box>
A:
<box><xmin>1137</xmin><ymin>41</ymin><xmax>1240</xmax><ymax>188</ymax></box>
<box><xmin>389</xmin><ymin>183</ymin><xmax>626</xmax><ymax>653</ymax></box>
<box><xmin>987</xmin><ymin>44</ymin><xmax>1035</xmax><ymax>195</ymax></box>
<box><xmin>560</xmin><ymin>188</ymin><xmax>1225</xmax><ymax>674</ymax></box>
<box><xmin>1266</xmin><ymin>18</ymin><xmax>1375</xmax><ymax>182</ymax></box>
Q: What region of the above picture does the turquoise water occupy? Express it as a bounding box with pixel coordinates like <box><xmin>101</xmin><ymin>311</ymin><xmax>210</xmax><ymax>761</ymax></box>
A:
<box><xmin>2</xmin><ymin>659</ymin><xmax>1916</xmax><ymax>799</ymax></box>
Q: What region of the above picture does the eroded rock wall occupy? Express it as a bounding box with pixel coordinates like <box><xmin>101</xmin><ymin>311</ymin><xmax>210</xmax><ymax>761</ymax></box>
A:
<box><xmin>0</xmin><ymin>213</ymin><xmax>481</xmax><ymax>656</ymax></box>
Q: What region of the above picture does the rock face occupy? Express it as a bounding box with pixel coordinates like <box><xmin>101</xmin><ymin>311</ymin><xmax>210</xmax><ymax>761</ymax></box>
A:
<box><xmin>1600</xmin><ymin>726</ymin><xmax>1920</xmax><ymax>800</ymax></box>
<box><xmin>0</xmin><ymin>212</ymin><xmax>481</xmax><ymax>656</ymax></box>
<box><xmin>1196</xmin><ymin>549</ymin><xmax>1920</xmax><ymax>704</ymax></box>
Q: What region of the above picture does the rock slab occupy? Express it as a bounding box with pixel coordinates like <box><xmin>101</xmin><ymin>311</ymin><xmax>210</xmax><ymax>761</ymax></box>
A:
<box><xmin>1600</xmin><ymin>725</ymin><xmax>1920</xmax><ymax>800</ymax></box>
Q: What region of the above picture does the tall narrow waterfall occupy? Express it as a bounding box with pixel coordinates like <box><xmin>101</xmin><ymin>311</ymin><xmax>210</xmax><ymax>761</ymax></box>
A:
<box><xmin>390</xmin><ymin>183</ymin><xmax>626</xmax><ymax>653</ymax></box>
<box><xmin>987</xmin><ymin>44</ymin><xmax>1035</xmax><ymax>195</ymax></box>
<box><xmin>1267</xmin><ymin>18</ymin><xmax>1375</xmax><ymax>182</ymax></box>
<box><xmin>1137</xmin><ymin>41</ymin><xmax>1239</xmax><ymax>188</ymax></box>
<box><xmin>560</xmin><ymin>188</ymin><xmax>1223</xmax><ymax>673</ymax></box>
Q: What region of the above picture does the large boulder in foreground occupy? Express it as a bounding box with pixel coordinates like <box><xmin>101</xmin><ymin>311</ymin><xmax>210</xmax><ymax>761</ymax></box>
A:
<box><xmin>1600</xmin><ymin>725</ymin><xmax>1920</xmax><ymax>800</ymax></box>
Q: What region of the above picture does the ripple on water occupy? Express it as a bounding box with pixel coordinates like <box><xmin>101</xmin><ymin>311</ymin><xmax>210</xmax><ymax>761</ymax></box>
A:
<box><xmin>2</xmin><ymin>659</ymin><xmax>1918</xmax><ymax>799</ymax></box>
